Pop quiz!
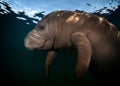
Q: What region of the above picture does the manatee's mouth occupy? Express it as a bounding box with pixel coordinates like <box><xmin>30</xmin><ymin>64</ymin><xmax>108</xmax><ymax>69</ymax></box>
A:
<box><xmin>24</xmin><ymin>34</ymin><xmax>46</xmax><ymax>50</ymax></box>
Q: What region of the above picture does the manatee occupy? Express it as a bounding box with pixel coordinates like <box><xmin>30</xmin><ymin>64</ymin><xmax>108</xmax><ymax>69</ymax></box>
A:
<box><xmin>24</xmin><ymin>10</ymin><xmax>120</xmax><ymax>80</ymax></box>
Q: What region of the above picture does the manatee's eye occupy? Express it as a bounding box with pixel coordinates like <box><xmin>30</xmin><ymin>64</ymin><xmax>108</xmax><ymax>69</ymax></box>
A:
<box><xmin>38</xmin><ymin>25</ymin><xmax>45</xmax><ymax>30</ymax></box>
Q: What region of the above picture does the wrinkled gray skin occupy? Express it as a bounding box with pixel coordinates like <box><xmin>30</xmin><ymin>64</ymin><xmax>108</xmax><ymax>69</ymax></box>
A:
<box><xmin>24</xmin><ymin>10</ymin><xmax>120</xmax><ymax>79</ymax></box>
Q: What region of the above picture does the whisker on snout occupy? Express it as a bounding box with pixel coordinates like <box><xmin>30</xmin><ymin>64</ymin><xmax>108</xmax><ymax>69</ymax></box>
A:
<box><xmin>30</xmin><ymin>35</ymin><xmax>37</xmax><ymax>40</ymax></box>
<box><xmin>34</xmin><ymin>33</ymin><xmax>41</xmax><ymax>38</ymax></box>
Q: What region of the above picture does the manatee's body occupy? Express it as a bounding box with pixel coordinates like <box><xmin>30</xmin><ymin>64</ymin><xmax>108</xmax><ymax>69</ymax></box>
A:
<box><xmin>24</xmin><ymin>10</ymin><xmax>120</xmax><ymax>81</ymax></box>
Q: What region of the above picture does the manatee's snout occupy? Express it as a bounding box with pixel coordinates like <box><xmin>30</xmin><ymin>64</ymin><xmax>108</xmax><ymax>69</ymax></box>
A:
<box><xmin>24</xmin><ymin>30</ymin><xmax>46</xmax><ymax>50</ymax></box>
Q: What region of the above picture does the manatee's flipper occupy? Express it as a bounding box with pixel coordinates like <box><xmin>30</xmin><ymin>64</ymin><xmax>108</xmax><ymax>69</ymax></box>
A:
<box><xmin>46</xmin><ymin>50</ymin><xmax>57</xmax><ymax>79</ymax></box>
<box><xmin>71</xmin><ymin>32</ymin><xmax>92</xmax><ymax>78</ymax></box>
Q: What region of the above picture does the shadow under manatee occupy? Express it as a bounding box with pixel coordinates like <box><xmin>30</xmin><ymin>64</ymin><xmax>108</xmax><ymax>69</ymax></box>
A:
<box><xmin>45</xmin><ymin>51</ymin><xmax>103</xmax><ymax>86</ymax></box>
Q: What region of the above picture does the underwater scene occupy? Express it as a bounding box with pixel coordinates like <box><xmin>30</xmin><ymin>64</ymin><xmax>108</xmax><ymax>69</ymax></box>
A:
<box><xmin>1</xmin><ymin>0</ymin><xmax>120</xmax><ymax>86</ymax></box>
